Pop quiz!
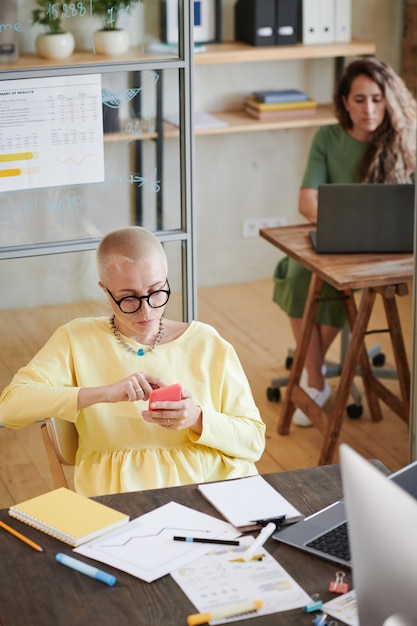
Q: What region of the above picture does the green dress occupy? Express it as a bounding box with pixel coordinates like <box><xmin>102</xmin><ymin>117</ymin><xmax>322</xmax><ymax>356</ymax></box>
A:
<box><xmin>273</xmin><ymin>124</ymin><xmax>369</xmax><ymax>328</ymax></box>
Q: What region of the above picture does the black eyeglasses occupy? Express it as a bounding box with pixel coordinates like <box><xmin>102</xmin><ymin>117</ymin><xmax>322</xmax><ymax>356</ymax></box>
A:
<box><xmin>105</xmin><ymin>280</ymin><xmax>171</xmax><ymax>314</ymax></box>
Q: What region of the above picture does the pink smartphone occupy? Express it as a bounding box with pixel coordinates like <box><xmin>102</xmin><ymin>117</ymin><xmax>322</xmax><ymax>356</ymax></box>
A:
<box><xmin>148</xmin><ymin>383</ymin><xmax>182</xmax><ymax>410</ymax></box>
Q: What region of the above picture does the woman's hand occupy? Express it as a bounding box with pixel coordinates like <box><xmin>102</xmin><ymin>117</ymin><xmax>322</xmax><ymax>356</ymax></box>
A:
<box><xmin>77</xmin><ymin>372</ymin><xmax>166</xmax><ymax>409</ymax></box>
<box><xmin>298</xmin><ymin>187</ymin><xmax>319</xmax><ymax>223</ymax></box>
<box><xmin>141</xmin><ymin>387</ymin><xmax>203</xmax><ymax>434</ymax></box>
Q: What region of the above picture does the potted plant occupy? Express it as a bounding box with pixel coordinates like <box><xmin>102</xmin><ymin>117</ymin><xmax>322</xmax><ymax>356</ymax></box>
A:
<box><xmin>32</xmin><ymin>0</ymin><xmax>75</xmax><ymax>59</ymax></box>
<box><xmin>91</xmin><ymin>0</ymin><xmax>142</xmax><ymax>55</ymax></box>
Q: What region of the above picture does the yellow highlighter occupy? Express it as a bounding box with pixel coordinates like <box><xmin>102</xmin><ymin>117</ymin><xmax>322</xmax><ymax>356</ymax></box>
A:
<box><xmin>187</xmin><ymin>599</ymin><xmax>263</xmax><ymax>626</ymax></box>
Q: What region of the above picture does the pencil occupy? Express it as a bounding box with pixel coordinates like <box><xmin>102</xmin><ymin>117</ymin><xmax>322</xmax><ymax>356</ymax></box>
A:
<box><xmin>0</xmin><ymin>520</ymin><xmax>44</xmax><ymax>552</ymax></box>
<box><xmin>173</xmin><ymin>536</ymin><xmax>240</xmax><ymax>546</ymax></box>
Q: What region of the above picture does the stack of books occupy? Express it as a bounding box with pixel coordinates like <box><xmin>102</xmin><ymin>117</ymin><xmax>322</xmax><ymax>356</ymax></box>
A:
<box><xmin>244</xmin><ymin>89</ymin><xmax>317</xmax><ymax>121</ymax></box>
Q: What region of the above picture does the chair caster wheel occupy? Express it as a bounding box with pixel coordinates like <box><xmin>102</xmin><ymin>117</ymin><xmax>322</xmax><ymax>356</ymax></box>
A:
<box><xmin>285</xmin><ymin>356</ymin><xmax>293</xmax><ymax>370</ymax></box>
<box><xmin>267</xmin><ymin>387</ymin><xmax>281</xmax><ymax>402</ymax></box>
<box><xmin>347</xmin><ymin>403</ymin><xmax>363</xmax><ymax>419</ymax></box>
<box><xmin>372</xmin><ymin>352</ymin><xmax>385</xmax><ymax>367</ymax></box>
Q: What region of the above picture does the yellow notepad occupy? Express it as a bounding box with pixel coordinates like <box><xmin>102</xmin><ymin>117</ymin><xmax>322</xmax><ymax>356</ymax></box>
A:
<box><xmin>9</xmin><ymin>488</ymin><xmax>129</xmax><ymax>547</ymax></box>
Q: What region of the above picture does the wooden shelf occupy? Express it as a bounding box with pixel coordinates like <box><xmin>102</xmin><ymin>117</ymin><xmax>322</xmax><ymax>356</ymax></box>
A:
<box><xmin>195</xmin><ymin>38</ymin><xmax>376</xmax><ymax>65</ymax></box>
<box><xmin>0</xmin><ymin>39</ymin><xmax>376</xmax><ymax>73</ymax></box>
<box><xmin>108</xmin><ymin>105</ymin><xmax>337</xmax><ymax>142</ymax></box>
<box><xmin>0</xmin><ymin>48</ymin><xmax>178</xmax><ymax>73</ymax></box>
<box><xmin>193</xmin><ymin>104</ymin><xmax>337</xmax><ymax>135</ymax></box>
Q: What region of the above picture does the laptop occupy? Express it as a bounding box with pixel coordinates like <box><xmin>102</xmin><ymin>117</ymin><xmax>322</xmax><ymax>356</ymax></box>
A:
<box><xmin>340</xmin><ymin>444</ymin><xmax>417</xmax><ymax>626</ymax></box>
<box><xmin>273</xmin><ymin>456</ymin><xmax>417</xmax><ymax>568</ymax></box>
<box><xmin>309</xmin><ymin>183</ymin><xmax>415</xmax><ymax>254</ymax></box>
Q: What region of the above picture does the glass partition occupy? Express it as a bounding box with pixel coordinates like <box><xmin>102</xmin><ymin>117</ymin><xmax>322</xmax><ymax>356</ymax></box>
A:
<box><xmin>0</xmin><ymin>0</ymin><xmax>196</xmax><ymax>389</ymax></box>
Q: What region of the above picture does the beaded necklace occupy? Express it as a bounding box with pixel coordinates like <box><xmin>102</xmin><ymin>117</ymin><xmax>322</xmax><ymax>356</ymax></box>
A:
<box><xmin>109</xmin><ymin>315</ymin><xmax>164</xmax><ymax>356</ymax></box>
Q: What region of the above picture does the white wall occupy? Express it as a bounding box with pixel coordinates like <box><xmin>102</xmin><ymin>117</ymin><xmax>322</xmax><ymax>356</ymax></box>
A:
<box><xmin>194</xmin><ymin>0</ymin><xmax>404</xmax><ymax>288</ymax></box>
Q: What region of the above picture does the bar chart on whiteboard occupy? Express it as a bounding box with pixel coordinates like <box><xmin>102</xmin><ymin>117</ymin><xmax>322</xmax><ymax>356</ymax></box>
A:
<box><xmin>0</xmin><ymin>74</ymin><xmax>105</xmax><ymax>193</ymax></box>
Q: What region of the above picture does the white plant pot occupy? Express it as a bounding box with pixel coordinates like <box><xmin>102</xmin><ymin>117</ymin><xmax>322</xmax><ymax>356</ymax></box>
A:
<box><xmin>94</xmin><ymin>29</ymin><xmax>130</xmax><ymax>56</ymax></box>
<box><xmin>36</xmin><ymin>32</ymin><xmax>75</xmax><ymax>60</ymax></box>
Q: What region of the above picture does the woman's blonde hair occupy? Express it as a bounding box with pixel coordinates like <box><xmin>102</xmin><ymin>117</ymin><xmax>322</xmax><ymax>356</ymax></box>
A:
<box><xmin>96</xmin><ymin>227</ymin><xmax>167</xmax><ymax>282</ymax></box>
<box><xmin>334</xmin><ymin>57</ymin><xmax>416</xmax><ymax>183</ymax></box>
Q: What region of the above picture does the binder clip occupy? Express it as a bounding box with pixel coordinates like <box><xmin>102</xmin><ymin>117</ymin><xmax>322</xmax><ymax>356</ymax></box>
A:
<box><xmin>312</xmin><ymin>613</ymin><xmax>328</xmax><ymax>626</ymax></box>
<box><xmin>250</xmin><ymin>515</ymin><xmax>286</xmax><ymax>530</ymax></box>
<box><xmin>304</xmin><ymin>593</ymin><xmax>323</xmax><ymax>613</ymax></box>
<box><xmin>328</xmin><ymin>571</ymin><xmax>349</xmax><ymax>594</ymax></box>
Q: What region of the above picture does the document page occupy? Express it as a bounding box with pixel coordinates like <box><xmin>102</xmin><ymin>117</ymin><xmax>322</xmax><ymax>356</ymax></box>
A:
<box><xmin>171</xmin><ymin>535</ymin><xmax>312</xmax><ymax>623</ymax></box>
<box><xmin>198</xmin><ymin>475</ymin><xmax>302</xmax><ymax>530</ymax></box>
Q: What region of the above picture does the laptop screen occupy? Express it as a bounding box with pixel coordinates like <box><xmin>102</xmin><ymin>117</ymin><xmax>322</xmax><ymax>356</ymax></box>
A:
<box><xmin>313</xmin><ymin>184</ymin><xmax>415</xmax><ymax>254</ymax></box>
<box><xmin>340</xmin><ymin>444</ymin><xmax>417</xmax><ymax>626</ymax></box>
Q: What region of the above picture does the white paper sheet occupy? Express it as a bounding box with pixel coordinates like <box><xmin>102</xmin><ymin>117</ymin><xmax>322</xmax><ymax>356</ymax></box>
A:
<box><xmin>323</xmin><ymin>589</ymin><xmax>359</xmax><ymax>626</ymax></box>
<box><xmin>0</xmin><ymin>75</ymin><xmax>104</xmax><ymax>192</ymax></box>
<box><xmin>198</xmin><ymin>475</ymin><xmax>302</xmax><ymax>529</ymax></box>
<box><xmin>74</xmin><ymin>501</ymin><xmax>240</xmax><ymax>583</ymax></box>
<box><xmin>171</xmin><ymin>535</ymin><xmax>312</xmax><ymax>624</ymax></box>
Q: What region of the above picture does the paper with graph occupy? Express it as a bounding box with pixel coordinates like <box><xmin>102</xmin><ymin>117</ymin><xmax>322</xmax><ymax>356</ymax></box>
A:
<box><xmin>74</xmin><ymin>501</ymin><xmax>240</xmax><ymax>582</ymax></box>
<box><xmin>0</xmin><ymin>74</ymin><xmax>104</xmax><ymax>192</ymax></box>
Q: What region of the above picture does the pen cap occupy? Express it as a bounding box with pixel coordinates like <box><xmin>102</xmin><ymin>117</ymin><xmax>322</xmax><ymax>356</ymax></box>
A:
<box><xmin>94</xmin><ymin>569</ymin><xmax>117</xmax><ymax>586</ymax></box>
<box><xmin>187</xmin><ymin>612</ymin><xmax>211</xmax><ymax>626</ymax></box>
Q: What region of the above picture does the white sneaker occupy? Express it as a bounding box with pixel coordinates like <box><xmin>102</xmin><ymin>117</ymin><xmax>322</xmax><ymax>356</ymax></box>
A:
<box><xmin>299</xmin><ymin>364</ymin><xmax>327</xmax><ymax>390</ymax></box>
<box><xmin>293</xmin><ymin>381</ymin><xmax>332</xmax><ymax>428</ymax></box>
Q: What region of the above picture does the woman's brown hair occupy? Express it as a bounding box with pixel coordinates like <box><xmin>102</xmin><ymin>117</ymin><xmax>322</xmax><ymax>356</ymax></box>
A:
<box><xmin>334</xmin><ymin>57</ymin><xmax>416</xmax><ymax>183</ymax></box>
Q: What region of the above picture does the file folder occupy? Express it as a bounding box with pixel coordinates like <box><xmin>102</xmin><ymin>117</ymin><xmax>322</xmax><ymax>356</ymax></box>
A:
<box><xmin>301</xmin><ymin>0</ymin><xmax>321</xmax><ymax>44</ymax></box>
<box><xmin>235</xmin><ymin>0</ymin><xmax>298</xmax><ymax>46</ymax></box>
<box><xmin>276</xmin><ymin>0</ymin><xmax>298</xmax><ymax>45</ymax></box>
<box><xmin>334</xmin><ymin>0</ymin><xmax>351</xmax><ymax>43</ymax></box>
<box><xmin>235</xmin><ymin>0</ymin><xmax>275</xmax><ymax>46</ymax></box>
<box><xmin>301</xmin><ymin>0</ymin><xmax>336</xmax><ymax>44</ymax></box>
<box><xmin>319</xmin><ymin>0</ymin><xmax>334</xmax><ymax>43</ymax></box>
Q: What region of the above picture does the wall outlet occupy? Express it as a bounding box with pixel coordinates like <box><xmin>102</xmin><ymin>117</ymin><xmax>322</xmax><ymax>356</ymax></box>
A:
<box><xmin>242</xmin><ymin>216</ymin><xmax>287</xmax><ymax>238</ymax></box>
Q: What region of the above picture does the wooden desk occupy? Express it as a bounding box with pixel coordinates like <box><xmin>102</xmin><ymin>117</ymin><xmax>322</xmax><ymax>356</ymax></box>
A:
<box><xmin>0</xmin><ymin>466</ymin><xmax>362</xmax><ymax>626</ymax></box>
<box><xmin>261</xmin><ymin>224</ymin><xmax>413</xmax><ymax>465</ymax></box>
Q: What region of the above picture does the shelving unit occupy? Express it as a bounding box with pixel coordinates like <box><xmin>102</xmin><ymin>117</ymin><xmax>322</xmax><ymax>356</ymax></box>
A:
<box><xmin>191</xmin><ymin>38</ymin><xmax>377</xmax><ymax>136</ymax></box>
<box><xmin>13</xmin><ymin>39</ymin><xmax>375</xmax><ymax>144</ymax></box>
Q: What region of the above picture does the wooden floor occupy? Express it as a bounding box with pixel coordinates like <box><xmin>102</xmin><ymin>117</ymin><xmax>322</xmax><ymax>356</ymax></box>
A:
<box><xmin>0</xmin><ymin>279</ymin><xmax>412</xmax><ymax>508</ymax></box>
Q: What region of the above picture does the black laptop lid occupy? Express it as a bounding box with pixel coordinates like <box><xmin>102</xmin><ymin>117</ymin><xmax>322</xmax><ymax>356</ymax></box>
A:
<box><xmin>312</xmin><ymin>183</ymin><xmax>415</xmax><ymax>254</ymax></box>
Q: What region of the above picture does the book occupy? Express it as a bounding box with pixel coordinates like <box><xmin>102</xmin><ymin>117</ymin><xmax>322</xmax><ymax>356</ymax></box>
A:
<box><xmin>198</xmin><ymin>475</ymin><xmax>303</xmax><ymax>532</ymax></box>
<box><xmin>244</xmin><ymin>105</ymin><xmax>318</xmax><ymax>122</ymax></box>
<box><xmin>9</xmin><ymin>488</ymin><xmax>130</xmax><ymax>547</ymax></box>
<box><xmin>252</xmin><ymin>89</ymin><xmax>310</xmax><ymax>103</ymax></box>
<box><xmin>244</xmin><ymin>95</ymin><xmax>317</xmax><ymax>112</ymax></box>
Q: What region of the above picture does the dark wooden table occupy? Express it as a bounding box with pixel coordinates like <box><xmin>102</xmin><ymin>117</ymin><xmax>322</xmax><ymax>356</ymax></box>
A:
<box><xmin>0</xmin><ymin>464</ymin><xmax>379</xmax><ymax>626</ymax></box>
<box><xmin>261</xmin><ymin>224</ymin><xmax>413</xmax><ymax>465</ymax></box>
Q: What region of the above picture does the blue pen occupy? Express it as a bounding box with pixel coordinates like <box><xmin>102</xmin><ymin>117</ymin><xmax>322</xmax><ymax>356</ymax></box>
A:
<box><xmin>56</xmin><ymin>553</ymin><xmax>116</xmax><ymax>586</ymax></box>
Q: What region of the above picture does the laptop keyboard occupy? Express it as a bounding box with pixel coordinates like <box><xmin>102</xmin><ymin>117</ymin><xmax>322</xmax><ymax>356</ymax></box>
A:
<box><xmin>305</xmin><ymin>522</ymin><xmax>351</xmax><ymax>563</ymax></box>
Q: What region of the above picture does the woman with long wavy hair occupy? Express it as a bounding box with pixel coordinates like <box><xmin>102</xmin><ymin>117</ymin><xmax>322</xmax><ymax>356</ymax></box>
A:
<box><xmin>273</xmin><ymin>57</ymin><xmax>416</xmax><ymax>427</ymax></box>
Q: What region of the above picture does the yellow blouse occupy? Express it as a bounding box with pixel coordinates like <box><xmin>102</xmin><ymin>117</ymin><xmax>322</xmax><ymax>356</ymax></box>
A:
<box><xmin>0</xmin><ymin>318</ymin><xmax>266</xmax><ymax>496</ymax></box>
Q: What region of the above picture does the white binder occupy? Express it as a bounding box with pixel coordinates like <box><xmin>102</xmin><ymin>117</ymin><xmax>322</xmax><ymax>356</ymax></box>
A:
<box><xmin>302</xmin><ymin>0</ymin><xmax>321</xmax><ymax>44</ymax></box>
<box><xmin>302</xmin><ymin>0</ymin><xmax>334</xmax><ymax>44</ymax></box>
<box><xmin>320</xmin><ymin>0</ymin><xmax>335</xmax><ymax>43</ymax></box>
<box><xmin>334</xmin><ymin>0</ymin><xmax>351</xmax><ymax>43</ymax></box>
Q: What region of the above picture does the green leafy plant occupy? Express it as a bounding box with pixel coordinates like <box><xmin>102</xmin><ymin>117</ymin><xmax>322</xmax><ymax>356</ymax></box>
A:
<box><xmin>91</xmin><ymin>0</ymin><xmax>142</xmax><ymax>31</ymax></box>
<box><xmin>32</xmin><ymin>0</ymin><xmax>65</xmax><ymax>34</ymax></box>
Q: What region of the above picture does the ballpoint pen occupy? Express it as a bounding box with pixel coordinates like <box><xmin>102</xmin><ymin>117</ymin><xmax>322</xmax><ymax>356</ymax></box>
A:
<box><xmin>0</xmin><ymin>520</ymin><xmax>44</xmax><ymax>552</ymax></box>
<box><xmin>251</xmin><ymin>515</ymin><xmax>286</xmax><ymax>528</ymax></box>
<box><xmin>173</xmin><ymin>536</ymin><xmax>240</xmax><ymax>546</ymax></box>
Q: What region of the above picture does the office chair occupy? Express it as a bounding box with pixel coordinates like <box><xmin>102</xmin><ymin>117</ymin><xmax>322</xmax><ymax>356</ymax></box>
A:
<box><xmin>41</xmin><ymin>417</ymin><xmax>77</xmax><ymax>489</ymax></box>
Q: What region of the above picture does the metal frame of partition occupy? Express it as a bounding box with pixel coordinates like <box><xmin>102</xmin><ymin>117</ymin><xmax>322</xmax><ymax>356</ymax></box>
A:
<box><xmin>0</xmin><ymin>0</ymin><xmax>197</xmax><ymax>322</ymax></box>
